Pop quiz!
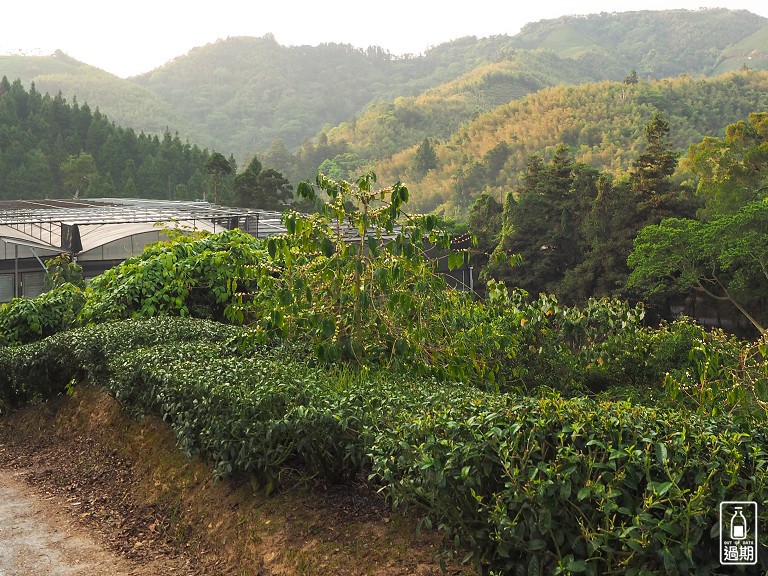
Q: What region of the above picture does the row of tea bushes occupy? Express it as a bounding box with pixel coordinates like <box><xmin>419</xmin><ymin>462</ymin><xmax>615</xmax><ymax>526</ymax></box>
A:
<box><xmin>0</xmin><ymin>317</ymin><xmax>241</xmax><ymax>412</ymax></box>
<box><xmin>370</xmin><ymin>390</ymin><xmax>768</xmax><ymax>574</ymax></box>
<box><xmin>0</xmin><ymin>317</ymin><xmax>765</xmax><ymax>574</ymax></box>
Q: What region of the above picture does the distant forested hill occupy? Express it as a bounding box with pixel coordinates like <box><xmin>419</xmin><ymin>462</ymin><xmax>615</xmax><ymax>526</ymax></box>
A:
<box><xmin>510</xmin><ymin>8</ymin><xmax>768</xmax><ymax>76</ymax></box>
<box><xmin>313</xmin><ymin>9</ymin><xmax>768</xmax><ymax>172</ymax></box>
<box><xmin>368</xmin><ymin>70</ymin><xmax>768</xmax><ymax>217</ymax></box>
<box><xmin>0</xmin><ymin>51</ymin><xmax>200</xmax><ymax>144</ymax></box>
<box><xmin>0</xmin><ymin>78</ymin><xmax>213</xmax><ymax>201</ymax></box>
<box><xmin>317</xmin><ymin>50</ymin><xmax>609</xmax><ymax>168</ymax></box>
<box><xmin>133</xmin><ymin>8</ymin><xmax>768</xmax><ymax>164</ymax></box>
<box><xmin>2</xmin><ymin>8</ymin><xmax>766</xmax><ymax>168</ymax></box>
<box><xmin>131</xmin><ymin>34</ymin><xmax>575</xmax><ymax>158</ymax></box>
<box><xmin>1</xmin><ymin>8</ymin><xmax>767</xmax><ymax>214</ymax></box>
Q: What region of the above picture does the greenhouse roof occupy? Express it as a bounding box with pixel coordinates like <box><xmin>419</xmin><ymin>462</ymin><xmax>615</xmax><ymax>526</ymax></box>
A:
<box><xmin>0</xmin><ymin>198</ymin><xmax>282</xmax><ymax>226</ymax></box>
<box><xmin>0</xmin><ymin>198</ymin><xmax>287</xmax><ymax>254</ymax></box>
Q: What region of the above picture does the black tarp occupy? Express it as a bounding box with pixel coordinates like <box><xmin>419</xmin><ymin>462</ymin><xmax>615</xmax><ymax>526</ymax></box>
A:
<box><xmin>61</xmin><ymin>223</ymin><xmax>83</xmax><ymax>254</ymax></box>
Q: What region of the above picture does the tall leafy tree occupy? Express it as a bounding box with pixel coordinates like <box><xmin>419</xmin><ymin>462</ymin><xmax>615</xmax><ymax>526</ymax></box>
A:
<box><xmin>628</xmin><ymin>200</ymin><xmax>768</xmax><ymax>335</ymax></box>
<box><xmin>467</xmin><ymin>192</ymin><xmax>502</xmax><ymax>253</ymax></box>
<box><xmin>486</xmin><ymin>146</ymin><xmax>595</xmax><ymax>296</ymax></box>
<box><xmin>234</xmin><ymin>156</ymin><xmax>262</xmax><ymax>208</ymax></box>
<box><xmin>205</xmin><ymin>151</ymin><xmax>233</xmax><ymax>204</ymax></box>
<box><xmin>61</xmin><ymin>152</ymin><xmax>98</xmax><ymax>198</ymax></box>
<box><xmin>623</xmin><ymin>69</ymin><xmax>639</xmax><ymax>85</ymax></box>
<box><xmin>318</xmin><ymin>153</ymin><xmax>367</xmax><ymax>182</ymax></box>
<box><xmin>684</xmin><ymin>112</ymin><xmax>768</xmax><ymax>219</ymax></box>
<box><xmin>467</xmin><ymin>192</ymin><xmax>503</xmax><ymax>292</ymax></box>
<box><xmin>629</xmin><ymin>111</ymin><xmax>683</xmax><ymax>220</ymax></box>
<box><xmin>253</xmin><ymin>168</ymin><xmax>293</xmax><ymax>211</ymax></box>
<box><xmin>234</xmin><ymin>155</ymin><xmax>293</xmax><ymax>210</ymax></box>
<box><xmin>563</xmin><ymin>177</ymin><xmax>640</xmax><ymax>300</ymax></box>
<box><xmin>413</xmin><ymin>137</ymin><xmax>438</xmax><ymax>179</ymax></box>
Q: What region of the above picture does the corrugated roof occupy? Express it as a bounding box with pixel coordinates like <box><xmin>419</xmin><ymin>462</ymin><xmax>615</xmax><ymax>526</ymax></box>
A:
<box><xmin>0</xmin><ymin>197</ymin><xmax>406</xmax><ymax>259</ymax></box>
<box><xmin>0</xmin><ymin>198</ymin><xmax>281</xmax><ymax>226</ymax></box>
<box><xmin>0</xmin><ymin>198</ymin><xmax>285</xmax><ymax>255</ymax></box>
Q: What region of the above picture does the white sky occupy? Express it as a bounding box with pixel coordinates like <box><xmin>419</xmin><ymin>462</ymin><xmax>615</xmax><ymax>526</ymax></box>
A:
<box><xmin>2</xmin><ymin>1</ymin><xmax>768</xmax><ymax>78</ymax></box>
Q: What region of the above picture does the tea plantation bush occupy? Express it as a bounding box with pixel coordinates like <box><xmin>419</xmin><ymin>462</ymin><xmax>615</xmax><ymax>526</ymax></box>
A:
<box><xmin>1</xmin><ymin>317</ymin><xmax>765</xmax><ymax>574</ymax></box>
<box><xmin>0</xmin><ymin>316</ymin><xmax>240</xmax><ymax>412</ymax></box>
<box><xmin>370</xmin><ymin>391</ymin><xmax>768</xmax><ymax>575</ymax></box>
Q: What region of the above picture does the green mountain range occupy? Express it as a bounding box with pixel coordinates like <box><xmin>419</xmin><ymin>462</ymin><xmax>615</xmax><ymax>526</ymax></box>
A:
<box><xmin>370</xmin><ymin>70</ymin><xmax>768</xmax><ymax>216</ymax></box>
<box><xmin>2</xmin><ymin>8</ymin><xmax>767</xmax><ymax>215</ymax></box>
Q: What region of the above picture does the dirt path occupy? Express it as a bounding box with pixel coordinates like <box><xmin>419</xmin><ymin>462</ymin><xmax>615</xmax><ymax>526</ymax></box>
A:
<box><xmin>0</xmin><ymin>467</ymin><xmax>176</xmax><ymax>576</ymax></box>
<box><xmin>0</xmin><ymin>388</ymin><xmax>473</xmax><ymax>576</ymax></box>
<box><xmin>0</xmin><ymin>427</ymin><xmax>200</xmax><ymax>576</ymax></box>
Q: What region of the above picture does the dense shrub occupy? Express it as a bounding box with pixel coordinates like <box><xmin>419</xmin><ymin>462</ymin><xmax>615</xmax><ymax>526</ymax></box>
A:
<box><xmin>44</xmin><ymin>253</ymin><xmax>86</xmax><ymax>291</ymax></box>
<box><xmin>78</xmin><ymin>228</ymin><xmax>267</xmax><ymax>324</ymax></box>
<box><xmin>1</xmin><ymin>317</ymin><xmax>766</xmax><ymax>574</ymax></box>
<box><xmin>663</xmin><ymin>328</ymin><xmax>768</xmax><ymax>421</ymax></box>
<box><xmin>0</xmin><ymin>282</ymin><xmax>84</xmax><ymax>346</ymax></box>
<box><xmin>0</xmin><ymin>317</ymin><xmax>239</xmax><ymax>412</ymax></box>
<box><xmin>370</xmin><ymin>390</ymin><xmax>768</xmax><ymax>575</ymax></box>
<box><xmin>0</xmin><ymin>336</ymin><xmax>78</xmax><ymax>411</ymax></box>
<box><xmin>105</xmin><ymin>343</ymin><xmax>399</xmax><ymax>486</ymax></box>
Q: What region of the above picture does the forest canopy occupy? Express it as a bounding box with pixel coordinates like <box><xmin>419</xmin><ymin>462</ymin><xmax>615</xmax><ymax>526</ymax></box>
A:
<box><xmin>0</xmin><ymin>77</ymin><xmax>290</xmax><ymax>208</ymax></box>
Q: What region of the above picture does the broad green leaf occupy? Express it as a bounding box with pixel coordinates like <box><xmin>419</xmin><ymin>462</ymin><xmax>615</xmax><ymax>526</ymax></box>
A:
<box><xmin>448</xmin><ymin>251</ymin><xmax>464</xmax><ymax>271</ymax></box>
<box><xmin>567</xmin><ymin>560</ymin><xmax>589</xmax><ymax>573</ymax></box>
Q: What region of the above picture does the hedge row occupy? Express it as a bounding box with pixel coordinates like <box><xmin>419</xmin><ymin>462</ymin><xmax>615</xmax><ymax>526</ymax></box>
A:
<box><xmin>0</xmin><ymin>317</ymin><xmax>241</xmax><ymax>411</ymax></box>
<box><xmin>370</xmin><ymin>391</ymin><xmax>768</xmax><ymax>574</ymax></box>
<box><xmin>1</xmin><ymin>318</ymin><xmax>766</xmax><ymax>574</ymax></box>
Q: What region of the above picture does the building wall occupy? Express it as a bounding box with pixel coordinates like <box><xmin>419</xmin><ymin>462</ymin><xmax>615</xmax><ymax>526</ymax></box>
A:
<box><xmin>0</xmin><ymin>230</ymin><xmax>165</xmax><ymax>302</ymax></box>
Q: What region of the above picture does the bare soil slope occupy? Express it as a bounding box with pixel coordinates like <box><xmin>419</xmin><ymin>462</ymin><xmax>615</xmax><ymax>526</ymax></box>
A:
<box><xmin>0</xmin><ymin>386</ymin><xmax>472</xmax><ymax>576</ymax></box>
<box><xmin>0</xmin><ymin>466</ymin><xmax>195</xmax><ymax>575</ymax></box>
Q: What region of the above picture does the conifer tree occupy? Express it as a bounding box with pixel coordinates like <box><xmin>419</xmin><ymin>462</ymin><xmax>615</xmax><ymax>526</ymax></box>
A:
<box><xmin>413</xmin><ymin>137</ymin><xmax>438</xmax><ymax>179</ymax></box>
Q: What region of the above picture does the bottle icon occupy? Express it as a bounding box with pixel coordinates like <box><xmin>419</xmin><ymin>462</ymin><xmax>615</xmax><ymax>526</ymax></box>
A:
<box><xmin>731</xmin><ymin>506</ymin><xmax>747</xmax><ymax>540</ymax></box>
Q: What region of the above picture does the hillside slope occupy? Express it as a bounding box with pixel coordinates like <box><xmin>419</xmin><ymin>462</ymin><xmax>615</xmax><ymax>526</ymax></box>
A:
<box><xmin>511</xmin><ymin>8</ymin><xmax>768</xmax><ymax>76</ymax></box>
<box><xmin>368</xmin><ymin>70</ymin><xmax>768</xmax><ymax>217</ymax></box>
<box><xmin>321</xmin><ymin>49</ymin><xmax>608</xmax><ymax>165</ymax></box>
<box><xmin>1</xmin><ymin>8</ymin><xmax>766</xmax><ymax>168</ymax></box>
<box><xmin>130</xmin><ymin>35</ymin><xmax>525</xmax><ymax>159</ymax></box>
<box><xmin>0</xmin><ymin>51</ymin><xmax>197</xmax><ymax>143</ymax></box>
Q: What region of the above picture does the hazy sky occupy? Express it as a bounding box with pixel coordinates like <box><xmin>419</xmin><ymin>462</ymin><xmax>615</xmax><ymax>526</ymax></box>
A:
<box><xmin>3</xmin><ymin>1</ymin><xmax>768</xmax><ymax>78</ymax></box>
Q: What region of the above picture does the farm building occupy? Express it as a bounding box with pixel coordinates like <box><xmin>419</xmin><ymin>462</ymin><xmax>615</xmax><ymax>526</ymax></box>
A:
<box><xmin>0</xmin><ymin>197</ymin><xmax>476</xmax><ymax>303</ymax></box>
<box><xmin>0</xmin><ymin>198</ymin><xmax>284</xmax><ymax>301</ymax></box>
